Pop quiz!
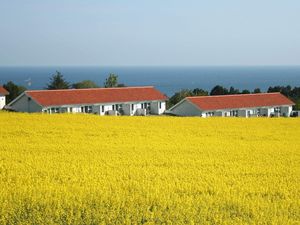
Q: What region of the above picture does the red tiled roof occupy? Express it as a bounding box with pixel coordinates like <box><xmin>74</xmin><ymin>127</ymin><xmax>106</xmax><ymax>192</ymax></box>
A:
<box><xmin>0</xmin><ymin>86</ymin><xmax>9</xmax><ymax>95</ymax></box>
<box><xmin>187</xmin><ymin>93</ymin><xmax>294</xmax><ymax>111</ymax></box>
<box><xmin>25</xmin><ymin>86</ymin><xmax>167</xmax><ymax>107</ymax></box>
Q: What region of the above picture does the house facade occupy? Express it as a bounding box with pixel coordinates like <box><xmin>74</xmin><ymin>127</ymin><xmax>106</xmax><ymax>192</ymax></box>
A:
<box><xmin>7</xmin><ymin>86</ymin><xmax>167</xmax><ymax>115</ymax></box>
<box><xmin>169</xmin><ymin>93</ymin><xmax>294</xmax><ymax>117</ymax></box>
<box><xmin>0</xmin><ymin>86</ymin><xmax>9</xmax><ymax>109</ymax></box>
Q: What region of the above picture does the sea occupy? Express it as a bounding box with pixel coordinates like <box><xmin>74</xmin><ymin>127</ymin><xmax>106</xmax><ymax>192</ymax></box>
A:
<box><xmin>0</xmin><ymin>66</ymin><xmax>299</xmax><ymax>97</ymax></box>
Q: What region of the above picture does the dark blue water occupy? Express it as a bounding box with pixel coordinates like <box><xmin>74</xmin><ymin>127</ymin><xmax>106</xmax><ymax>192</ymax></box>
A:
<box><xmin>0</xmin><ymin>66</ymin><xmax>299</xmax><ymax>96</ymax></box>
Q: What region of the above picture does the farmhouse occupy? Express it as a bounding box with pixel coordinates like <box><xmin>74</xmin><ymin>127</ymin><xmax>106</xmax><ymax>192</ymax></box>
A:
<box><xmin>169</xmin><ymin>93</ymin><xmax>294</xmax><ymax>117</ymax></box>
<box><xmin>7</xmin><ymin>86</ymin><xmax>167</xmax><ymax>115</ymax></box>
<box><xmin>0</xmin><ymin>86</ymin><xmax>9</xmax><ymax>110</ymax></box>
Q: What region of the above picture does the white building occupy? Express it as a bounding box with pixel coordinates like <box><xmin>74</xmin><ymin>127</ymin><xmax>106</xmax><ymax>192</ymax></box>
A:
<box><xmin>7</xmin><ymin>86</ymin><xmax>167</xmax><ymax>115</ymax></box>
<box><xmin>169</xmin><ymin>93</ymin><xmax>294</xmax><ymax>117</ymax></box>
<box><xmin>0</xmin><ymin>86</ymin><xmax>9</xmax><ymax>109</ymax></box>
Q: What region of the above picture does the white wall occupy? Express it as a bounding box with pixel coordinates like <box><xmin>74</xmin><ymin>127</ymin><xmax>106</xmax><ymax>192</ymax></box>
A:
<box><xmin>0</xmin><ymin>95</ymin><xmax>6</xmax><ymax>109</ymax></box>
<box><xmin>158</xmin><ymin>102</ymin><xmax>166</xmax><ymax>114</ymax></box>
<box><xmin>122</xmin><ymin>104</ymin><xmax>131</xmax><ymax>115</ymax></box>
<box><xmin>280</xmin><ymin>106</ymin><xmax>292</xmax><ymax>117</ymax></box>
<box><xmin>150</xmin><ymin>101</ymin><xmax>165</xmax><ymax>115</ymax></box>
<box><xmin>238</xmin><ymin>109</ymin><xmax>247</xmax><ymax>117</ymax></box>
<box><xmin>170</xmin><ymin>100</ymin><xmax>202</xmax><ymax>116</ymax></box>
<box><xmin>9</xmin><ymin>94</ymin><xmax>42</xmax><ymax>112</ymax></box>
<box><xmin>214</xmin><ymin>111</ymin><xmax>223</xmax><ymax>117</ymax></box>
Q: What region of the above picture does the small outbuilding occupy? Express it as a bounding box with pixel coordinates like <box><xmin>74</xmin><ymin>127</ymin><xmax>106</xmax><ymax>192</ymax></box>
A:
<box><xmin>0</xmin><ymin>86</ymin><xmax>9</xmax><ymax>110</ymax></box>
<box><xmin>169</xmin><ymin>93</ymin><xmax>295</xmax><ymax>117</ymax></box>
<box><xmin>7</xmin><ymin>86</ymin><xmax>167</xmax><ymax>115</ymax></box>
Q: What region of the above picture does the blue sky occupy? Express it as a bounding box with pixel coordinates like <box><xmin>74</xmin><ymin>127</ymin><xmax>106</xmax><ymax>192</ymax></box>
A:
<box><xmin>0</xmin><ymin>0</ymin><xmax>299</xmax><ymax>66</ymax></box>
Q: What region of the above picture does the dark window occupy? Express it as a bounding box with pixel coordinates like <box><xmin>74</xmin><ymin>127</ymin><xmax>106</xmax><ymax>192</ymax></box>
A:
<box><xmin>102</xmin><ymin>105</ymin><xmax>105</xmax><ymax>112</ymax></box>
<box><xmin>131</xmin><ymin>104</ymin><xmax>134</xmax><ymax>111</ymax></box>
<box><xmin>83</xmin><ymin>106</ymin><xmax>93</xmax><ymax>113</ymax></box>
<box><xmin>159</xmin><ymin>102</ymin><xmax>162</xmax><ymax>109</ymax></box>
<box><xmin>51</xmin><ymin>108</ymin><xmax>59</xmax><ymax>113</ymax></box>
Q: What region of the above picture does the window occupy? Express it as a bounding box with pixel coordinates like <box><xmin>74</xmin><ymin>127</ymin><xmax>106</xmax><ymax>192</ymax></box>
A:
<box><xmin>85</xmin><ymin>106</ymin><xmax>93</xmax><ymax>113</ymax></box>
<box><xmin>60</xmin><ymin>107</ymin><xmax>68</xmax><ymax>113</ymax></box>
<box><xmin>274</xmin><ymin>107</ymin><xmax>281</xmax><ymax>113</ymax></box>
<box><xmin>51</xmin><ymin>108</ymin><xmax>59</xmax><ymax>113</ymax></box>
<box><xmin>81</xmin><ymin>106</ymin><xmax>92</xmax><ymax>113</ymax></box>
<box><xmin>159</xmin><ymin>102</ymin><xmax>162</xmax><ymax>109</ymax></box>
<box><xmin>102</xmin><ymin>105</ymin><xmax>105</xmax><ymax>113</ymax></box>
<box><xmin>112</xmin><ymin>105</ymin><xmax>115</xmax><ymax>111</ymax></box>
<box><xmin>257</xmin><ymin>109</ymin><xmax>261</xmax><ymax>115</ymax></box>
<box><xmin>131</xmin><ymin>104</ymin><xmax>134</xmax><ymax>111</ymax></box>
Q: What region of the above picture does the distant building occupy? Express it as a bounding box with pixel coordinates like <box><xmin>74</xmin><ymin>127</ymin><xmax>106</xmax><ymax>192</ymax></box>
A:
<box><xmin>0</xmin><ymin>86</ymin><xmax>9</xmax><ymax>110</ymax></box>
<box><xmin>7</xmin><ymin>86</ymin><xmax>167</xmax><ymax>115</ymax></box>
<box><xmin>169</xmin><ymin>93</ymin><xmax>294</xmax><ymax>117</ymax></box>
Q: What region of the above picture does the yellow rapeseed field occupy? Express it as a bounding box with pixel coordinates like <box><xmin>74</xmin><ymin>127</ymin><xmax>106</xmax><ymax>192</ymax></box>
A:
<box><xmin>0</xmin><ymin>112</ymin><xmax>299</xmax><ymax>224</ymax></box>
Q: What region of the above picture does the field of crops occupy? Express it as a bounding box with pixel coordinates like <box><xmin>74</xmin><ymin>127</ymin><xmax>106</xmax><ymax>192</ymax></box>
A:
<box><xmin>0</xmin><ymin>112</ymin><xmax>299</xmax><ymax>224</ymax></box>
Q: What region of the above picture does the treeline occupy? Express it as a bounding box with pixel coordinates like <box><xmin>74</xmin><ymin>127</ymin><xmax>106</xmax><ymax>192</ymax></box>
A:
<box><xmin>46</xmin><ymin>71</ymin><xmax>124</xmax><ymax>89</ymax></box>
<box><xmin>3</xmin><ymin>71</ymin><xmax>123</xmax><ymax>103</ymax></box>
<box><xmin>168</xmin><ymin>85</ymin><xmax>300</xmax><ymax>110</ymax></box>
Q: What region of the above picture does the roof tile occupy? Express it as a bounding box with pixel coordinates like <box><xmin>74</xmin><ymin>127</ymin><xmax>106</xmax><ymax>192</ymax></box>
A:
<box><xmin>187</xmin><ymin>93</ymin><xmax>294</xmax><ymax>111</ymax></box>
<box><xmin>26</xmin><ymin>86</ymin><xmax>167</xmax><ymax>107</ymax></box>
<box><xmin>0</xmin><ymin>86</ymin><xmax>9</xmax><ymax>95</ymax></box>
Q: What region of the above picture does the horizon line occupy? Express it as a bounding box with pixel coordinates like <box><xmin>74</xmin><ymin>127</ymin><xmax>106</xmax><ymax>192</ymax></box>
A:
<box><xmin>0</xmin><ymin>64</ymin><xmax>300</xmax><ymax>67</ymax></box>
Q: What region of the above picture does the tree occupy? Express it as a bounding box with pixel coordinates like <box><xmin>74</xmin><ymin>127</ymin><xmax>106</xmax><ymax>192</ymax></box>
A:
<box><xmin>3</xmin><ymin>81</ymin><xmax>27</xmax><ymax>103</ymax></box>
<box><xmin>117</xmin><ymin>83</ymin><xmax>126</xmax><ymax>87</ymax></box>
<box><xmin>253</xmin><ymin>88</ymin><xmax>261</xmax><ymax>93</ymax></box>
<box><xmin>192</xmin><ymin>88</ymin><xmax>208</xmax><ymax>96</ymax></box>
<box><xmin>241</xmin><ymin>89</ymin><xmax>251</xmax><ymax>94</ymax></box>
<box><xmin>229</xmin><ymin>86</ymin><xmax>240</xmax><ymax>95</ymax></box>
<box><xmin>168</xmin><ymin>89</ymin><xmax>193</xmax><ymax>108</ymax></box>
<box><xmin>291</xmin><ymin>87</ymin><xmax>300</xmax><ymax>100</ymax></box>
<box><xmin>295</xmin><ymin>99</ymin><xmax>300</xmax><ymax>110</ymax></box>
<box><xmin>46</xmin><ymin>71</ymin><xmax>70</xmax><ymax>90</ymax></box>
<box><xmin>210</xmin><ymin>85</ymin><xmax>229</xmax><ymax>95</ymax></box>
<box><xmin>72</xmin><ymin>80</ymin><xmax>98</xmax><ymax>89</ymax></box>
<box><xmin>104</xmin><ymin>73</ymin><xmax>118</xmax><ymax>88</ymax></box>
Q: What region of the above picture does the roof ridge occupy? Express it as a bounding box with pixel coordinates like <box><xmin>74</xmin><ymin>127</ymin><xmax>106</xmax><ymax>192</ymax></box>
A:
<box><xmin>186</xmin><ymin>92</ymin><xmax>282</xmax><ymax>99</ymax></box>
<box><xmin>26</xmin><ymin>86</ymin><xmax>155</xmax><ymax>93</ymax></box>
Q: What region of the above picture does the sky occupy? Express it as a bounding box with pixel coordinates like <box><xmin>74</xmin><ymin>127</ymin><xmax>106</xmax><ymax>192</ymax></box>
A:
<box><xmin>0</xmin><ymin>0</ymin><xmax>300</xmax><ymax>66</ymax></box>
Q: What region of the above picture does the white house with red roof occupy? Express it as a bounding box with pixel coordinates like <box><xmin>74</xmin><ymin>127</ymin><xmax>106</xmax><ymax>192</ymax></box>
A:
<box><xmin>0</xmin><ymin>86</ymin><xmax>9</xmax><ymax>110</ymax></box>
<box><xmin>169</xmin><ymin>93</ymin><xmax>294</xmax><ymax>117</ymax></box>
<box><xmin>7</xmin><ymin>86</ymin><xmax>167</xmax><ymax>115</ymax></box>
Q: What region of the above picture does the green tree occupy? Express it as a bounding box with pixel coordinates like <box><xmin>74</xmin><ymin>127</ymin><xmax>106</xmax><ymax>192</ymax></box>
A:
<box><xmin>46</xmin><ymin>71</ymin><xmax>70</xmax><ymax>90</ymax></box>
<box><xmin>168</xmin><ymin>89</ymin><xmax>193</xmax><ymax>108</ymax></box>
<box><xmin>210</xmin><ymin>85</ymin><xmax>229</xmax><ymax>95</ymax></box>
<box><xmin>192</xmin><ymin>88</ymin><xmax>208</xmax><ymax>96</ymax></box>
<box><xmin>295</xmin><ymin>100</ymin><xmax>300</xmax><ymax>110</ymax></box>
<box><xmin>72</xmin><ymin>80</ymin><xmax>98</xmax><ymax>89</ymax></box>
<box><xmin>253</xmin><ymin>88</ymin><xmax>261</xmax><ymax>93</ymax></box>
<box><xmin>241</xmin><ymin>89</ymin><xmax>251</xmax><ymax>94</ymax></box>
<box><xmin>229</xmin><ymin>86</ymin><xmax>240</xmax><ymax>94</ymax></box>
<box><xmin>117</xmin><ymin>83</ymin><xmax>126</xmax><ymax>87</ymax></box>
<box><xmin>3</xmin><ymin>81</ymin><xmax>27</xmax><ymax>103</ymax></box>
<box><xmin>104</xmin><ymin>73</ymin><xmax>118</xmax><ymax>88</ymax></box>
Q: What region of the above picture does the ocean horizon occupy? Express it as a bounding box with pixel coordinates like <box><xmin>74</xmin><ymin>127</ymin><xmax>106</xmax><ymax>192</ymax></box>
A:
<box><xmin>0</xmin><ymin>65</ymin><xmax>300</xmax><ymax>96</ymax></box>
